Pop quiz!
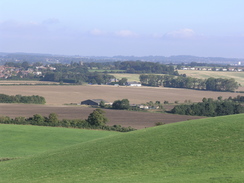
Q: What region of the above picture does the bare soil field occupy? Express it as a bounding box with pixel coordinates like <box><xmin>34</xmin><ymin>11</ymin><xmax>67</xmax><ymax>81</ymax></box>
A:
<box><xmin>0</xmin><ymin>104</ymin><xmax>204</xmax><ymax>129</ymax></box>
<box><xmin>0</xmin><ymin>85</ymin><xmax>242</xmax><ymax>105</ymax></box>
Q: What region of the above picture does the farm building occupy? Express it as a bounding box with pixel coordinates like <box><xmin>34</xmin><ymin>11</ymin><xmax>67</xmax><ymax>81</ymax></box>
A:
<box><xmin>126</xmin><ymin>81</ymin><xmax>142</xmax><ymax>87</ymax></box>
<box><xmin>81</xmin><ymin>99</ymin><xmax>111</xmax><ymax>106</ymax></box>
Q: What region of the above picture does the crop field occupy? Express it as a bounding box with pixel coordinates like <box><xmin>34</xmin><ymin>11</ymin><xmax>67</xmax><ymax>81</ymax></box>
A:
<box><xmin>0</xmin><ymin>114</ymin><xmax>243</xmax><ymax>182</ymax></box>
<box><xmin>178</xmin><ymin>70</ymin><xmax>244</xmax><ymax>86</ymax></box>
<box><xmin>0</xmin><ymin>85</ymin><xmax>241</xmax><ymax>105</ymax></box>
<box><xmin>0</xmin><ymin>104</ymin><xmax>203</xmax><ymax>129</ymax></box>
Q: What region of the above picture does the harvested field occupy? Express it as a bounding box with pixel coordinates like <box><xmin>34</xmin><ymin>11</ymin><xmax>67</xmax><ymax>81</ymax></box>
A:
<box><xmin>0</xmin><ymin>85</ymin><xmax>242</xmax><ymax>105</ymax></box>
<box><xmin>0</xmin><ymin>104</ymin><xmax>204</xmax><ymax>129</ymax></box>
<box><xmin>0</xmin><ymin>80</ymin><xmax>61</xmax><ymax>85</ymax></box>
<box><xmin>178</xmin><ymin>70</ymin><xmax>244</xmax><ymax>86</ymax></box>
<box><xmin>112</xmin><ymin>73</ymin><xmax>140</xmax><ymax>82</ymax></box>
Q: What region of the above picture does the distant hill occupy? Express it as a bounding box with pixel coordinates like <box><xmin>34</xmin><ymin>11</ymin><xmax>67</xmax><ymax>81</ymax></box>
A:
<box><xmin>0</xmin><ymin>114</ymin><xmax>243</xmax><ymax>182</ymax></box>
<box><xmin>0</xmin><ymin>52</ymin><xmax>243</xmax><ymax>64</ymax></box>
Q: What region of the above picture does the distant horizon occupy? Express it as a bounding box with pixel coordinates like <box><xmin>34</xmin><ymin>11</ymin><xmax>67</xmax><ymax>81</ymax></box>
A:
<box><xmin>1</xmin><ymin>1</ymin><xmax>244</xmax><ymax>58</ymax></box>
<box><xmin>1</xmin><ymin>51</ymin><xmax>244</xmax><ymax>59</ymax></box>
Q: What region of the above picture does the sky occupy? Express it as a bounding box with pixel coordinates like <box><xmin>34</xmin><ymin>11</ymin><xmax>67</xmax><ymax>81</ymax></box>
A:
<box><xmin>0</xmin><ymin>0</ymin><xmax>244</xmax><ymax>58</ymax></box>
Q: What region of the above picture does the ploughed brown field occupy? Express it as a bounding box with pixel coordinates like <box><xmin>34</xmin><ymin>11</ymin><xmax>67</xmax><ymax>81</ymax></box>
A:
<box><xmin>0</xmin><ymin>85</ymin><xmax>241</xmax><ymax>105</ymax></box>
<box><xmin>0</xmin><ymin>104</ymin><xmax>204</xmax><ymax>129</ymax></box>
<box><xmin>0</xmin><ymin>85</ymin><xmax>241</xmax><ymax>129</ymax></box>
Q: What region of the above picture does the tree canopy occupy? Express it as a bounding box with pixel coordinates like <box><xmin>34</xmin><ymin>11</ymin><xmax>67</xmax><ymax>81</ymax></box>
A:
<box><xmin>171</xmin><ymin>98</ymin><xmax>244</xmax><ymax>116</ymax></box>
<box><xmin>86</xmin><ymin>109</ymin><xmax>108</xmax><ymax>126</ymax></box>
<box><xmin>139</xmin><ymin>74</ymin><xmax>240</xmax><ymax>91</ymax></box>
<box><xmin>112</xmin><ymin>99</ymin><xmax>130</xmax><ymax>110</ymax></box>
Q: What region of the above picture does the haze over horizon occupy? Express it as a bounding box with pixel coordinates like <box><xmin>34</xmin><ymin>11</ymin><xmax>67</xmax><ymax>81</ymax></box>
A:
<box><xmin>1</xmin><ymin>0</ymin><xmax>244</xmax><ymax>58</ymax></box>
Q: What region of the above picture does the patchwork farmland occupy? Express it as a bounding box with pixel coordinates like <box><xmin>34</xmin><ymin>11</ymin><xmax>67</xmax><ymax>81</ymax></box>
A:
<box><xmin>0</xmin><ymin>104</ymin><xmax>204</xmax><ymax>129</ymax></box>
<box><xmin>0</xmin><ymin>85</ymin><xmax>242</xmax><ymax>105</ymax></box>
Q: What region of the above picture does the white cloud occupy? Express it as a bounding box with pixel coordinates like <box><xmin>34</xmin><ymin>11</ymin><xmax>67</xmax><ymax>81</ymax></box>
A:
<box><xmin>90</xmin><ymin>29</ymin><xmax>106</xmax><ymax>36</ymax></box>
<box><xmin>165</xmin><ymin>28</ymin><xmax>196</xmax><ymax>39</ymax></box>
<box><xmin>115</xmin><ymin>30</ymin><xmax>138</xmax><ymax>38</ymax></box>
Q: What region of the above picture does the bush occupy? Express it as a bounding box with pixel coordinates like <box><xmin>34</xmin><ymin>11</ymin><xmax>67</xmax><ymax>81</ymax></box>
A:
<box><xmin>164</xmin><ymin>100</ymin><xmax>169</xmax><ymax>104</ymax></box>
<box><xmin>155</xmin><ymin>122</ymin><xmax>165</xmax><ymax>126</ymax></box>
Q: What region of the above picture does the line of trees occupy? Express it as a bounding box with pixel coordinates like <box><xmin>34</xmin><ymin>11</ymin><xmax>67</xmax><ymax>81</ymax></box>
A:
<box><xmin>229</xmin><ymin>95</ymin><xmax>244</xmax><ymax>103</ymax></box>
<box><xmin>85</xmin><ymin>61</ymin><xmax>178</xmax><ymax>74</ymax></box>
<box><xmin>0</xmin><ymin>94</ymin><xmax>46</xmax><ymax>104</ymax></box>
<box><xmin>0</xmin><ymin>109</ymin><xmax>135</xmax><ymax>132</ymax></box>
<box><xmin>42</xmin><ymin>71</ymin><xmax>115</xmax><ymax>84</ymax></box>
<box><xmin>139</xmin><ymin>74</ymin><xmax>239</xmax><ymax>91</ymax></box>
<box><xmin>171</xmin><ymin>97</ymin><xmax>244</xmax><ymax>116</ymax></box>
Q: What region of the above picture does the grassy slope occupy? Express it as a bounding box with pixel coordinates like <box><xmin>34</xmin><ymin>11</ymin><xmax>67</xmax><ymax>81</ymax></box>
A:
<box><xmin>0</xmin><ymin>124</ymin><xmax>117</xmax><ymax>158</ymax></box>
<box><xmin>0</xmin><ymin>114</ymin><xmax>243</xmax><ymax>183</ymax></box>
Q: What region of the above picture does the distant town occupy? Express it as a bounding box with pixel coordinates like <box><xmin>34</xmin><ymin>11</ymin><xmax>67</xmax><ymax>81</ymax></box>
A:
<box><xmin>0</xmin><ymin>62</ymin><xmax>243</xmax><ymax>80</ymax></box>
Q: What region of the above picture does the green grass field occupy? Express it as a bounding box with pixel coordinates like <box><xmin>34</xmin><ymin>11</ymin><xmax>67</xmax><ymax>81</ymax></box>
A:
<box><xmin>0</xmin><ymin>114</ymin><xmax>243</xmax><ymax>182</ymax></box>
<box><xmin>0</xmin><ymin>125</ymin><xmax>117</xmax><ymax>158</ymax></box>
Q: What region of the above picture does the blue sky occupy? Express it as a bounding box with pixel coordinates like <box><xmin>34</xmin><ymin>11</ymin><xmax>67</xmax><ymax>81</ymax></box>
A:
<box><xmin>1</xmin><ymin>0</ymin><xmax>244</xmax><ymax>57</ymax></box>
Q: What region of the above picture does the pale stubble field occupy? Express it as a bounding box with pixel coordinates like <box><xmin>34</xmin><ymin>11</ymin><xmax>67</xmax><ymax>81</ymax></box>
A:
<box><xmin>0</xmin><ymin>85</ymin><xmax>242</xmax><ymax>105</ymax></box>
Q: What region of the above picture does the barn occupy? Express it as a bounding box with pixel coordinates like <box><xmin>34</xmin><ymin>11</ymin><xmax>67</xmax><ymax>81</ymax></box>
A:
<box><xmin>80</xmin><ymin>99</ymin><xmax>111</xmax><ymax>106</ymax></box>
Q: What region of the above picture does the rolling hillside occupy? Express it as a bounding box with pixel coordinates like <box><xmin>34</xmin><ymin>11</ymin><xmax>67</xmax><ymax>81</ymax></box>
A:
<box><xmin>0</xmin><ymin>125</ymin><xmax>117</xmax><ymax>158</ymax></box>
<box><xmin>0</xmin><ymin>114</ymin><xmax>243</xmax><ymax>182</ymax></box>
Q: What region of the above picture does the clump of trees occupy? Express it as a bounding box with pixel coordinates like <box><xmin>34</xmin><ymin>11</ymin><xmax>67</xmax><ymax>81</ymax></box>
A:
<box><xmin>229</xmin><ymin>95</ymin><xmax>244</xmax><ymax>103</ymax></box>
<box><xmin>86</xmin><ymin>109</ymin><xmax>108</xmax><ymax>126</ymax></box>
<box><xmin>118</xmin><ymin>78</ymin><xmax>128</xmax><ymax>86</ymax></box>
<box><xmin>139</xmin><ymin>74</ymin><xmax>239</xmax><ymax>91</ymax></box>
<box><xmin>112</xmin><ymin>99</ymin><xmax>130</xmax><ymax>110</ymax></box>
<box><xmin>42</xmin><ymin>71</ymin><xmax>115</xmax><ymax>85</ymax></box>
<box><xmin>171</xmin><ymin>97</ymin><xmax>244</xmax><ymax>116</ymax></box>
<box><xmin>0</xmin><ymin>94</ymin><xmax>46</xmax><ymax>104</ymax></box>
<box><xmin>0</xmin><ymin>109</ymin><xmax>135</xmax><ymax>132</ymax></box>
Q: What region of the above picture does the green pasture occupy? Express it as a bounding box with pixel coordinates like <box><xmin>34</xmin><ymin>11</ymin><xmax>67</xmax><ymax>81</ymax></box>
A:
<box><xmin>178</xmin><ymin>70</ymin><xmax>244</xmax><ymax>86</ymax></box>
<box><xmin>0</xmin><ymin>125</ymin><xmax>117</xmax><ymax>158</ymax></box>
<box><xmin>0</xmin><ymin>114</ymin><xmax>243</xmax><ymax>182</ymax></box>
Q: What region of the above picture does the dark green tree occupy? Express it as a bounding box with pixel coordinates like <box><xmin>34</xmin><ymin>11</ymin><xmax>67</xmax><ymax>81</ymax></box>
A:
<box><xmin>86</xmin><ymin>109</ymin><xmax>108</xmax><ymax>126</ymax></box>
<box><xmin>118</xmin><ymin>78</ymin><xmax>128</xmax><ymax>85</ymax></box>
<box><xmin>33</xmin><ymin>114</ymin><xmax>45</xmax><ymax>123</ymax></box>
<box><xmin>112</xmin><ymin>99</ymin><xmax>130</xmax><ymax>110</ymax></box>
<box><xmin>48</xmin><ymin>113</ymin><xmax>59</xmax><ymax>125</ymax></box>
<box><xmin>99</xmin><ymin>100</ymin><xmax>105</xmax><ymax>108</ymax></box>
